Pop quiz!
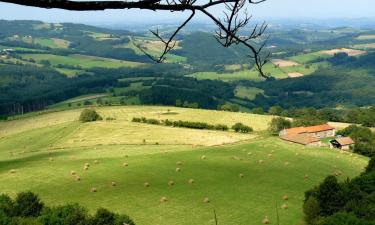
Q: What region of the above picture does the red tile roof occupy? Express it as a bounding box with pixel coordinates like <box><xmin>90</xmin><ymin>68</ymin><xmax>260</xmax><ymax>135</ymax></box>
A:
<box><xmin>280</xmin><ymin>134</ymin><xmax>321</xmax><ymax>145</ymax></box>
<box><xmin>283</xmin><ymin>124</ymin><xmax>335</xmax><ymax>135</ymax></box>
<box><xmin>336</xmin><ymin>137</ymin><xmax>354</xmax><ymax>146</ymax></box>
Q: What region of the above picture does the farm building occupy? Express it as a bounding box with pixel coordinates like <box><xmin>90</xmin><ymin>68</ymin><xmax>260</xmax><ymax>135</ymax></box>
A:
<box><xmin>280</xmin><ymin>134</ymin><xmax>322</xmax><ymax>147</ymax></box>
<box><xmin>279</xmin><ymin>124</ymin><xmax>335</xmax><ymax>139</ymax></box>
<box><xmin>330</xmin><ymin>137</ymin><xmax>355</xmax><ymax>150</ymax></box>
<box><xmin>279</xmin><ymin>124</ymin><xmax>336</xmax><ymax>147</ymax></box>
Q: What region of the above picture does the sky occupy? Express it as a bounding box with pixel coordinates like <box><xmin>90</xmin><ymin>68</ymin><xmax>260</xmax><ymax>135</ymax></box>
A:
<box><xmin>0</xmin><ymin>0</ymin><xmax>374</xmax><ymax>24</ymax></box>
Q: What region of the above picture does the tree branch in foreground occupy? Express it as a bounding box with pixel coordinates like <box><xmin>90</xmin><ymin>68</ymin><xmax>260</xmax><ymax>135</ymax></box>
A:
<box><xmin>0</xmin><ymin>0</ymin><xmax>270</xmax><ymax>78</ymax></box>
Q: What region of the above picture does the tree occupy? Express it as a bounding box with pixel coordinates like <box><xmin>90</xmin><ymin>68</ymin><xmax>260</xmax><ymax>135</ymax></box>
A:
<box><xmin>14</xmin><ymin>191</ymin><xmax>44</xmax><ymax>217</ymax></box>
<box><xmin>79</xmin><ymin>109</ymin><xmax>103</xmax><ymax>122</ymax></box>
<box><xmin>0</xmin><ymin>0</ymin><xmax>270</xmax><ymax>78</ymax></box>
<box><xmin>232</xmin><ymin>123</ymin><xmax>253</xmax><ymax>133</ymax></box>
<box><xmin>268</xmin><ymin>117</ymin><xmax>291</xmax><ymax>135</ymax></box>
<box><xmin>303</xmin><ymin>196</ymin><xmax>321</xmax><ymax>225</ymax></box>
<box><xmin>39</xmin><ymin>204</ymin><xmax>88</xmax><ymax>225</ymax></box>
<box><xmin>268</xmin><ymin>106</ymin><xmax>283</xmax><ymax>115</ymax></box>
<box><xmin>316</xmin><ymin>176</ymin><xmax>346</xmax><ymax>217</ymax></box>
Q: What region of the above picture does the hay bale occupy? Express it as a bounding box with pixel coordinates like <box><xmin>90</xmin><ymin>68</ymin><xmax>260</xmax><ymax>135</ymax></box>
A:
<box><xmin>144</xmin><ymin>182</ymin><xmax>150</xmax><ymax>187</ymax></box>
<box><xmin>295</xmin><ymin>153</ymin><xmax>299</xmax><ymax>156</ymax></box>
<box><xmin>262</xmin><ymin>216</ymin><xmax>270</xmax><ymax>224</ymax></box>
<box><xmin>168</xmin><ymin>181</ymin><xmax>175</xmax><ymax>186</ymax></box>
<box><xmin>271</xmin><ymin>150</ymin><xmax>275</xmax><ymax>153</ymax></box>
<box><xmin>160</xmin><ymin>196</ymin><xmax>167</xmax><ymax>203</ymax></box>
<box><xmin>281</xmin><ymin>204</ymin><xmax>288</xmax><ymax>209</ymax></box>
<box><xmin>282</xmin><ymin>195</ymin><xmax>289</xmax><ymax>200</ymax></box>
<box><xmin>203</xmin><ymin>197</ymin><xmax>210</xmax><ymax>203</ymax></box>
<box><xmin>201</xmin><ymin>155</ymin><xmax>207</xmax><ymax>160</ymax></box>
<box><xmin>9</xmin><ymin>169</ymin><xmax>16</xmax><ymax>174</ymax></box>
<box><xmin>48</xmin><ymin>157</ymin><xmax>54</xmax><ymax>161</ymax></box>
<box><xmin>90</xmin><ymin>187</ymin><xmax>97</xmax><ymax>193</ymax></box>
<box><xmin>284</xmin><ymin>162</ymin><xmax>289</xmax><ymax>166</ymax></box>
<box><xmin>83</xmin><ymin>166</ymin><xmax>89</xmax><ymax>171</ymax></box>
<box><xmin>188</xmin><ymin>179</ymin><xmax>195</xmax><ymax>184</ymax></box>
<box><xmin>84</xmin><ymin>163</ymin><xmax>90</xmax><ymax>167</ymax></box>
<box><xmin>304</xmin><ymin>174</ymin><xmax>309</xmax><ymax>179</ymax></box>
<box><xmin>70</xmin><ymin>171</ymin><xmax>76</xmax><ymax>176</ymax></box>
<box><xmin>258</xmin><ymin>160</ymin><xmax>264</xmax><ymax>164</ymax></box>
<box><xmin>176</xmin><ymin>161</ymin><xmax>183</xmax><ymax>166</ymax></box>
<box><xmin>93</xmin><ymin>160</ymin><xmax>99</xmax><ymax>164</ymax></box>
<box><xmin>123</xmin><ymin>163</ymin><xmax>128</xmax><ymax>167</ymax></box>
<box><xmin>75</xmin><ymin>176</ymin><xmax>81</xmax><ymax>181</ymax></box>
<box><xmin>111</xmin><ymin>181</ymin><xmax>117</xmax><ymax>187</ymax></box>
<box><xmin>268</xmin><ymin>154</ymin><xmax>272</xmax><ymax>158</ymax></box>
<box><xmin>247</xmin><ymin>152</ymin><xmax>253</xmax><ymax>156</ymax></box>
<box><xmin>239</xmin><ymin>173</ymin><xmax>244</xmax><ymax>178</ymax></box>
<box><xmin>176</xmin><ymin>167</ymin><xmax>181</xmax><ymax>172</ymax></box>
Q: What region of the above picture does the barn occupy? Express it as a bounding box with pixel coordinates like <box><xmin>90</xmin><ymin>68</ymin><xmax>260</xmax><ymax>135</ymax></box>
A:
<box><xmin>330</xmin><ymin>137</ymin><xmax>355</xmax><ymax>150</ymax></box>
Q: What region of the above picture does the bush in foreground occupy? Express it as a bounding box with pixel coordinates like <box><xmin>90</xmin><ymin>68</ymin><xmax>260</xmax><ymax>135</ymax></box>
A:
<box><xmin>232</xmin><ymin>123</ymin><xmax>253</xmax><ymax>133</ymax></box>
<box><xmin>79</xmin><ymin>109</ymin><xmax>102</xmax><ymax>123</ymax></box>
<box><xmin>0</xmin><ymin>192</ymin><xmax>135</xmax><ymax>225</ymax></box>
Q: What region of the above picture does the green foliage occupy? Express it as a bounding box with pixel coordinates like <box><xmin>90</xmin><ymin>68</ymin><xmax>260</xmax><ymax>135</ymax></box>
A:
<box><xmin>0</xmin><ymin>192</ymin><xmax>135</xmax><ymax>225</ymax></box>
<box><xmin>39</xmin><ymin>204</ymin><xmax>88</xmax><ymax>225</ymax></box>
<box><xmin>219</xmin><ymin>103</ymin><xmax>240</xmax><ymax>112</ymax></box>
<box><xmin>14</xmin><ymin>191</ymin><xmax>44</xmax><ymax>217</ymax></box>
<box><xmin>304</xmin><ymin>158</ymin><xmax>375</xmax><ymax>224</ymax></box>
<box><xmin>303</xmin><ymin>196</ymin><xmax>321</xmax><ymax>225</ymax></box>
<box><xmin>338</xmin><ymin>125</ymin><xmax>375</xmax><ymax>157</ymax></box>
<box><xmin>79</xmin><ymin>109</ymin><xmax>102</xmax><ymax>123</ymax></box>
<box><xmin>268</xmin><ymin>106</ymin><xmax>283</xmax><ymax>116</ymax></box>
<box><xmin>232</xmin><ymin>123</ymin><xmax>253</xmax><ymax>133</ymax></box>
<box><xmin>268</xmin><ymin>117</ymin><xmax>292</xmax><ymax>135</ymax></box>
<box><xmin>251</xmin><ymin>107</ymin><xmax>264</xmax><ymax>115</ymax></box>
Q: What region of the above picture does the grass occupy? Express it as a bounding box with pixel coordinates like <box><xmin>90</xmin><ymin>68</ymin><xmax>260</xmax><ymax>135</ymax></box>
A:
<box><xmin>0</xmin><ymin>106</ymin><xmax>368</xmax><ymax>225</ymax></box>
<box><xmin>20</xmin><ymin>54</ymin><xmax>145</xmax><ymax>69</ymax></box>
<box><xmin>234</xmin><ymin>86</ymin><xmax>265</xmax><ymax>100</ymax></box>
<box><xmin>187</xmin><ymin>64</ymin><xmax>288</xmax><ymax>82</ymax></box>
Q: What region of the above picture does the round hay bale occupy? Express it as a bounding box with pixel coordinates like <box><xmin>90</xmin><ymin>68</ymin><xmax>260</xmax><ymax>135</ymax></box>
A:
<box><xmin>203</xmin><ymin>197</ymin><xmax>210</xmax><ymax>203</ymax></box>
<box><xmin>258</xmin><ymin>160</ymin><xmax>264</xmax><ymax>164</ymax></box>
<box><xmin>90</xmin><ymin>187</ymin><xmax>97</xmax><ymax>193</ymax></box>
<box><xmin>201</xmin><ymin>155</ymin><xmax>207</xmax><ymax>160</ymax></box>
<box><xmin>111</xmin><ymin>181</ymin><xmax>117</xmax><ymax>187</ymax></box>
<box><xmin>123</xmin><ymin>163</ymin><xmax>128</xmax><ymax>167</ymax></box>
<box><xmin>83</xmin><ymin>166</ymin><xmax>89</xmax><ymax>171</ymax></box>
<box><xmin>304</xmin><ymin>174</ymin><xmax>309</xmax><ymax>179</ymax></box>
<box><xmin>247</xmin><ymin>152</ymin><xmax>252</xmax><ymax>156</ymax></box>
<box><xmin>93</xmin><ymin>160</ymin><xmax>99</xmax><ymax>164</ymax></box>
<box><xmin>144</xmin><ymin>182</ymin><xmax>150</xmax><ymax>187</ymax></box>
<box><xmin>84</xmin><ymin>163</ymin><xmax>90</xmax><ymax>167</ymax></box>
<box><xmin>176</xmin><ymin>167</ymin><xmax>181</xmax><ymax>172</ymax></box>
<box><xmin>168</xmin><ymin>181</ymin><xmax>175</xmax><ymax>186</ymax></box>
<box><xmin>262</xmin><ymin>216</ymin><xmax>270</xmax><ymax>224</ymax></box>
<box><xmin>268</xmin><ymin>154</ymin><xmax>272</xmax><ymax>158</ymax></box>
<box><xmin>48</xmin><ymin>157</ymin><xmax>54</xmax><ymax>161</ymax></box>
<box><xmin>70</xmin><ymin>171</ymin><xmax>76</xmax><ymax>176</ymax></box>
<box><xmin>9</xmin><ymin>169</ymin><xmax>16</xmax><ymax>174</ymax></box>
<box><xmin>281</xmin><ymin>204</ymin><xmax>288</xmax><ymax>209</ymax></box>
<box><xmin>188</xmin><ymin>179</ymin><xmax>195</xmax><ymax>184</ymax></box>
<box><xmin>75</xmin><ymin>176</ymin><xmax>81</xmax><ymax>181</ymax></box>
<box><xmin>160</xmin><ymin>196</ymin><xmax>167</xmax><ymax>203</ymax></box>
<box><xmin>271</xmin><ymin>150</ymin><xmax>275</xmax><ymax>153</ymax></box>
<box><xmin>284</xmin><ymin>162</ymin><xmax>289</xmax><ymax>166</ymax></box>
<box><xmin>176</xmin><ymin>161</ymin><xmax>183</xmax><ymax>166</ymax></box>
<box><xmin>239</xmin><ymin>173</ymin><xmax>244</xmax><ymax>178</ymax></box>
<box><xmin>282</xmin><ymin>195</ymin><xmax>289</xmax><ymax>200</ymax></box>
<box><xmin>295</xmin><ymin>153</ymin><xmax>299</xmax><ymax>156</ymax></box>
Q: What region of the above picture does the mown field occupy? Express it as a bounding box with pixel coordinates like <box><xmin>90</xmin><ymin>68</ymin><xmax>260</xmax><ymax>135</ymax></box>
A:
<box><xmin>0</xmin><ymin>106</ymin><xmax>369</xmax><ymax>225</ymax></box>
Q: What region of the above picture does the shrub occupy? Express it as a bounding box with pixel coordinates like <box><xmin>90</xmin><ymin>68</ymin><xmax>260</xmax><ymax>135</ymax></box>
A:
<box><xmin>0</xmin><ymin>194</ymin><xmax>14</xmax><ymax>217</ymax></box>
<box><xmin>232</xmin><ymin>123</ymin><xmax>253</xmax><ymax>133</ymax></box>
<box><xmin>132</xmin><ymin>117</ymin><xmax>142</xmax><ymax>123</ymax></box>
<box><xmin>269</xmin><ymin>117</ymin><xmax>292</xmax><ymax>135</ymax></box>
<box><xmin>214</xmin><ymin>124</ymin><xmax>229</xmax><ymax>131</ymax></box>
<box><xmin>89</xmin><ymin>208</ymin><xmax>135</xmax><ymax>225</ymax></box>
<box><xmin>39</xmin><ymin>204</ymin><xmax>88</xmax><ymax>225</ymax></box>
<box><xmin>14</xmin><ymin>191</ymin><xmax>44</xmax><ymax>217</ymax></box>
<box><xmin>79</xmin><ymin>109</ymin><xmax>102</xmax><ymax>123</ymax></box>
<box><xmin>145</xmin><ymin>119</ymin><xmax>160</xmax><ymax>125</ymax></box>
<box><xmin>303</xmin><ymin>196</ymin><xmax>321</xmax><ymax>225</ymax></box>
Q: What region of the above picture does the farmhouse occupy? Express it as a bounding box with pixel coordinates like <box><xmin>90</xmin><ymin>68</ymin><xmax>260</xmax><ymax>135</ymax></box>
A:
<box><xmin>330</xmin><ymin>137</ymin><xmax>355</xmax><ymax>151</ymax></box>
<box><xmin>279</xmin><ymin>124</ymin><xmax>336</xmax><ymax>147</ymax></box>
<box><xmin>279</xmin><ymin>124</ymin><xmax>335</xmax><ymax>138</ymax></box>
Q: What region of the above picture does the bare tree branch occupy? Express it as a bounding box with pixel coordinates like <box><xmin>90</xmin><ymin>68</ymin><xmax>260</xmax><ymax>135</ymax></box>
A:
<box><xmin>0</xmin><ymin>0</ymin><xmax>271</xmax><ymax>78</ymax></box>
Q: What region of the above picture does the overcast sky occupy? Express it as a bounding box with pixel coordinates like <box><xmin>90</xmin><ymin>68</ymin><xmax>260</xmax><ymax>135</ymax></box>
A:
<box><xmin>0</xmin><ymin>0</ymin><xmax>374</xmax><ymax>24</ymax></box>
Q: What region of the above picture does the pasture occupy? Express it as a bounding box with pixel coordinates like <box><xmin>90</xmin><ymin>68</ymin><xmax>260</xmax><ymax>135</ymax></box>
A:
<box><xmin>0</xmin><ymin>106</ymin><xmax>369</xmax><ymax>225</ymax></box>
<box><xmin>20</xmin><ymin>53</ymin><xmax>145</xmax><ymax>69</ymax></box>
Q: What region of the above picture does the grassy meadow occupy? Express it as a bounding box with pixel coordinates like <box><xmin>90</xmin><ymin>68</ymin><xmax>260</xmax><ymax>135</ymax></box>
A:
<box><xmin>0</xmin><ymin>106</ymin><xmax>369</xmax><ymax>225</ymax></box>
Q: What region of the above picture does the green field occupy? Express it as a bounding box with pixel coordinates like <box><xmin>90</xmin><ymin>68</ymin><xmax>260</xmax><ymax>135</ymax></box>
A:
<box><xmin>20</xmin><ymin>54</ymin><xmax>145</xmax><ymax>69</ymax></box>
<box><xmin>235</xmin><ymin>86</ymin><xmax>265</xmax><ymax>100</ymax></box>
<box><xmin>0</xmin><ymin>106</ymin><xmax>368</xmax><ymax>225</ymax></box>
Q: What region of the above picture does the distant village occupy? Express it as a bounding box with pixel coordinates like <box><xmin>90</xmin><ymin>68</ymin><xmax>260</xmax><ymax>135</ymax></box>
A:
<box><xmin>279</xmin><ymin>124</ymin><xmax>354</xmax><ymax>150</ymax></box>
